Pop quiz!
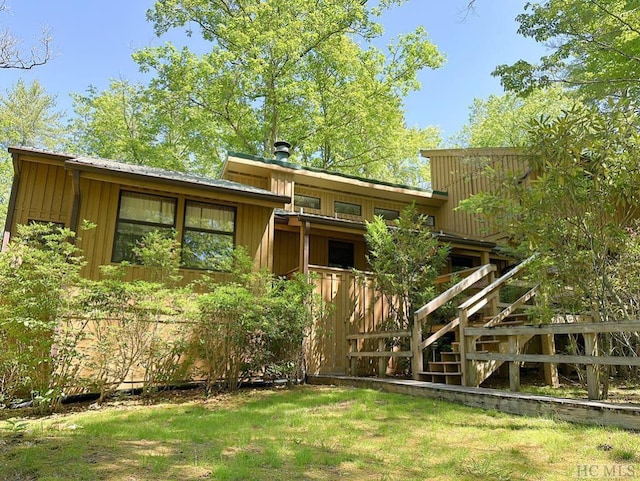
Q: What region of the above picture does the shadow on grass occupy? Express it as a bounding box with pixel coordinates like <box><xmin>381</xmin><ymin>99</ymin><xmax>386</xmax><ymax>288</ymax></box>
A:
<box><xmin>0</xmin><ymin>386</ymin><xmax>630</xmax><ymax>481</ymax></box>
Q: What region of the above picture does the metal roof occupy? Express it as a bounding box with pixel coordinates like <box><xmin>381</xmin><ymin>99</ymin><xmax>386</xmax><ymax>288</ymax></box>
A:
<box><xmin>67</xmin><ymin>156</ymin><xmax>289</xmax><ymax>202</ymax></box>
<box><xmin>227</xmin><ymin>151</ymin><xmax>441</xmax><ymax>195</ymax></box>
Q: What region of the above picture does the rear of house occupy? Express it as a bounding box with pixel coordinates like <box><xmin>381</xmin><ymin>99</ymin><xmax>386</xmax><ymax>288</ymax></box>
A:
<box><xmin>2</xmin><ymin>145</ymin><xmax>530</xmax><ymax>377</ymax></box>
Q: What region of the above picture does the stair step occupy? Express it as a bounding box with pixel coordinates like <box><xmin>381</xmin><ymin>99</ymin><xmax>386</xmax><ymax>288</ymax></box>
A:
<box><xmin>440</xmin><ymin>351</ymin><xmax>460</xmax><ymax>361</ymax></box>
<box><xmin>419</xmin><ymin>371</ymin><xmax>463</xmax><ymax>385</ymax></box>
<box><xmin>420</xmin><ymin>371</ymin><xmax>461</xmax><ymax>376</ymax></box>
<box><xmin>428</xmin><ymin>361</ymin><xmax>461</xmax><ymax>373</ymax></box>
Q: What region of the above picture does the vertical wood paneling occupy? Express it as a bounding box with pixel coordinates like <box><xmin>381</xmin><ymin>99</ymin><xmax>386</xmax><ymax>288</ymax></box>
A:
<box><xmin>428</xmin><ymin>151</ymin><xmax>529</xmax><ymax>239</ymax></box>
<box><xmin>11</xmin><ymin>161</ymin><xmax>73</xmax><ymax>229</ymax></box>
<box><xmin>306</xmin><ymin>267</ymin><xmax>392</xmax><ymax>375</ymax></box>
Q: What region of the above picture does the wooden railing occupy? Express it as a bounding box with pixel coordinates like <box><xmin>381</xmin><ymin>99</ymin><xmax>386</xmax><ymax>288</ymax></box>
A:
<box><xmin>346</xmin><ymin>330</ymin><xmax>412</xmax><ymax>376</ymax></box>
<box><xmin>411</xmin><ymin>264</ymin><xmax>497</xmax><ymax>379</ymax></box>
<box><xmin>464</xmin><ymin>320</ymin><xmax>640</xmax><ymax>400</ymax></box>
<box><xmin>457</xmin><ymin>255</ymin><xmax>538</xmax><ymax>386</ymax></box>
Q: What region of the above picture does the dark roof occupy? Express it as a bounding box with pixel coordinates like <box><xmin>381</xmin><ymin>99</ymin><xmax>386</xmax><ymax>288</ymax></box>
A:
<box><xmin>67</xmin><ymin>156</ymin><xmax>288</xmax><ymax>202</ymax></box>
<box><xmin>228</xmin><ymin>151</ymin><xmax>443</xmax><ymax>195</ymax></box>
<box><xmin>9</xmin><ymin>146</ymin><xmax>289</xmax><ymax>204</ymax></box>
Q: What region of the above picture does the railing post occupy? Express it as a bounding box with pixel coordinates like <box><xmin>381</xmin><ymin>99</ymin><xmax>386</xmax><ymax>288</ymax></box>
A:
<box><xmin>459</xmin><ymin>307</ymin><xmax>469</xmax><ymax>386</ymax></box>
<box><xmin>411</xmin><ymin>315</ymin><xmax>423</xmax><ymax>380</ymax></box>
<box><xmin>541</xmin><ymin>333</ymin><xmax>559</xmax><ymax>387</ymax></box>
<box><xmin>378</xmin><ymin>338</ymin><xmax>387</xmax><ymax>378</ymax></box>
<box><xmin>509</xmin><ymin>334</ymin><xmax>520</xmax><ymax>392</ymax></box>
<box><xmin>584</xmin><ymin>332</ymin><xmax>600</xmax><ymax>400</ymax></box>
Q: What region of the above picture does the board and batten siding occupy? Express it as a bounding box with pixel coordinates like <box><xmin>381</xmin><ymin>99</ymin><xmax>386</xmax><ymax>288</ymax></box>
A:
<box><xmin>73</xmin><ymin>179</ymin><xmax>277</xmax><ymax>283</ymax></box>
<box><xmin>11</xmin><ymin>159</ymin><xmax>74</xmax><ymax>228</ymax></box>
<box><xmin>306</xmin><ymin>267</ymin><xmax>393</xmax><ymax>375</ymax></box>
<box><xmin>427</xmin><ymin>149</ymin><xmax>529</xmax><ymax>239</ymax></box>
<box><xmin>9</xmin><ymin>155</ymin><xmax>278</xmax><ymax>283</ymax></box>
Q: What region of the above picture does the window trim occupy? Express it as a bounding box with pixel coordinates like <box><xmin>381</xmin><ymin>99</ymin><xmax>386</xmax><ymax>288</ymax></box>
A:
<box><xmin>180</xmin><ymin>199</ymin><xmax>237</xmax><ymax>271</ymax></box>
<box><xmin>111</xmin><ymin>190</ymin><xmax>178</xmax><ymax>264</ymax></box>
<box><xmin>334</xmin><ymin>200</ymin><xmax>362</xmax><ymax>217</ymax></box>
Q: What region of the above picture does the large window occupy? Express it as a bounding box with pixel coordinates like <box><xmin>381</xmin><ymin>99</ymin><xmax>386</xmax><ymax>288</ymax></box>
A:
<box><xmin>181</xmin><ymin>201</ymin><xmax>236</xmax><ymax>270</ymax></box>
<box><xmin>112</xmin><ymin>191</ymin><xmax>177</xmax><ymax>263</ymax></box>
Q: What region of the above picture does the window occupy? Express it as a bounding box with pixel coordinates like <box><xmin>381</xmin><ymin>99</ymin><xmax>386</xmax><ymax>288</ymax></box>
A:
<box><xmin>334</xmin><ymin>201</ymin><xmax>361</xmax><ymax>217</ymax></box>
<box><xmin>181</xmin><ymin>201</ymin><xmax>235</xmax><ymax>270</ymax></box>
<box><xmin>112</xmin><ymin>191</ymin><xmax>176</xmax><ymax>263</ymax></box>
<box><xmin>425</xmin><ymin>215</ymin><xmax>436</xmax><ymax>227</ymax></box>
<box><xmin>294</xmin><ymin>194</ymin><xmax>321</xmax><ymax>210</ymax></box>
<box><xmin>328</xmin><ymin>240</ymin><xmax>354</xmax><ymax>269</ymax></box>
<box><xmin>25</xmin><ymin>220</ymin><xmax>66</xmax><ymax>248</ymax></box>
<box><xmin>373</xmin><ymin>207</ymin><xmax>400</xmax><ymax>221</ymax></box>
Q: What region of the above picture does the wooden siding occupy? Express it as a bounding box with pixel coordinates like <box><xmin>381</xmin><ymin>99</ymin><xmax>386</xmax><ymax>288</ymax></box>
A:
<box><xmin>273</xmin><ymin>230</ymin><xmax>299</xmax><ymax>276</ymax></box>
<box><xmin>306</xmin><ymin>267</ymin><xmax>393</xmax><ymax>375</ymax></box>
<box><xmin>294</xmin><ymin>184</ymin><xmax>439</xmax><ymax>223</ymax></box>
<box><xmin>428</xmin><ymin>150</ymin><xmax>529</xmax><ymax>239</ymax></box>
<box><xmin>73</xmin><ymin>180</ymin><xmax>277</xmax><ymax>282</ymax></box>
<box><xmin>224</xmin><ymin>171</ymin><xmax>270</xmax><ymax>190</ymax></box>
<box><xmin>9</xmin><ymin>156</ymin><xmax>277</xmax><ymax>283</ymax></box>
<box><xmin>11</xmin><ymin>160</ymin><xmax>73</xmax><ymax>228</ymax></box>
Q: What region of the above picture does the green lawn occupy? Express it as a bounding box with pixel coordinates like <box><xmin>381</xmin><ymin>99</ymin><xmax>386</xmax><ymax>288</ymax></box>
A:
<box><xmin>0</xmin><ymin>385</ymin><xmax>638</xmax><ymax>481</ymax></box>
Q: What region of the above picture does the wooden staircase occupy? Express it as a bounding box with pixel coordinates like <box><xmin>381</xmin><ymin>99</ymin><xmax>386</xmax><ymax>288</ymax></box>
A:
<box><xmin>420</xmin><ymin>319</ymin><xmax>525</xmax><ymax>385</ymax></box>
<box><xmin>413</xmin><ymin>256</ymin><xmax>539</xmax><ymax>387</ymax></box>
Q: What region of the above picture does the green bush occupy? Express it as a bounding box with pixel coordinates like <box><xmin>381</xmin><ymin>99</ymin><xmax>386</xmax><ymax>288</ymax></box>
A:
<box><xmin>0</xmin><ymin>223</ymin><xmax>85</xmax><ymax>411</ymax></box>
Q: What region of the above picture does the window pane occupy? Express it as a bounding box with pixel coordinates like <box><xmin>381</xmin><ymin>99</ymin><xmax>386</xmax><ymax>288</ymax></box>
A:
<box><xmin>112</xmin><ymin>222</ymin><xmax>173</xmax><ymax>263</ymax></box>
<box><xmin>374</xmin><ymin>207</ymin><xmax>400</xmax><ymax>221</ymax></box>
<box><xmin>181</xmin><ymin>231</ymin><xmax>234</xmax><ymax>270</ymax></box>
<box><xmin>119</xmin><ymin>192</ymin><xmax>175</xmax><ymax>225</ymax></box>
<box><xmin>294</xmin><ymin>194</ymin><xmax>321</xmax><ymax>210</ymax></box>
<box><xmin>185</xmin><ymin>202</ymin><xmax>235</xmax><ymax>232</ymax></box>
<box><xmin>335</xmin><ymin>201</ymin><xmax>361</xmax><ymax>216</ymax></box>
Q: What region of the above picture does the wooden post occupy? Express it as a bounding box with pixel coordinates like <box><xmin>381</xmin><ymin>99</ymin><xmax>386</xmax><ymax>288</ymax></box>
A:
<box><xmin>70</xmin><ymin>169</ymin><xmax>81</xmax><ymax>234</ymax></box>
<box><xmin>459</xmin><ymin>308</ymin><xmax>471</xmax><ymax>386</ymax></box>
<box><xmin>481</xmin><ymin>252</ymin><xmax>498</xmax><ymax>317</ymax></box>
<box><xmin>584</xmin><ymin>333</ymin><xmax>600</xmax><ymax>400</ymax></box>
<box><xmin>378</xmin><ymin>338</ymin><xmax>387</xmax><ymax>378</ymax></box>
<box><xmin>299</xmin><ymin>221</ymin><xmax>310</xmax><ymax>275</ymax></box>
<box><xmin>541</xmin><ymin>334</ymin><xmax>559</xmax><ymax>387</ymax></box>
<box><xmin>349</xmin><ymin>339</ymin><xmax>358</xmax><ymax>376</ymax></box>
<box><xmin>509</xmin><ymin>335</ymin><xmax>520</xmax><ymax>392</ymax></box>
<box><xmin>411</xmin><ymin>315</ymin><xmax>423</xmax><ymax>380</ymax></box>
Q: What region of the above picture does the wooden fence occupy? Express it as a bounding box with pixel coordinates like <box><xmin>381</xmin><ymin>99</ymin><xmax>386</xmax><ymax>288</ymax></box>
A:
<box><xmin>306</xmin><ymin>265</ymin><xmax>393</xmax><ymax>375</ymax></box>
<box><xmin>464</xmin><ymin>320</ymin><xmax>640</xmax><ymax>399</ymax></box>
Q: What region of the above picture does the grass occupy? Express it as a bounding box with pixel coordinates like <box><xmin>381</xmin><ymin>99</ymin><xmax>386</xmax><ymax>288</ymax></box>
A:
<box><xmin>0</xmin><ymin>385</ymin><xmax>639</xmax><ymax>480</ymax></box>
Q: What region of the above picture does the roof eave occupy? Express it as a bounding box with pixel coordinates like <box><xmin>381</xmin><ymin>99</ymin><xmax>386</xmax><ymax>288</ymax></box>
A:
<box><xmin>64</xmin><ymin>160</ymin><xmax>290</xmax><ymax>205</ymax></box>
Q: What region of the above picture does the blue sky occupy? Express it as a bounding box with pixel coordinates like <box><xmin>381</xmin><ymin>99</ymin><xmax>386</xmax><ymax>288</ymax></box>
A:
<box><xmin>2</xmin><ymin>1</ymin><xmax>545</xmax><ymax>141</ymax></box>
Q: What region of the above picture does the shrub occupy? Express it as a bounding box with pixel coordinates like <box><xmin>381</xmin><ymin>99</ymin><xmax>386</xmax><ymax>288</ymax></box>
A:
<box><xmin>0</xmin><ymin>223</ymin><xmax>85</xmax><ymax>411</ymax></box>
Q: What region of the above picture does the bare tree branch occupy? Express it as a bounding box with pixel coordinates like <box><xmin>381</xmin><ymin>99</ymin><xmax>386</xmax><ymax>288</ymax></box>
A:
<box><xmin>0</xmin><ymin>1</ymin><xmax>53</xmax><ymax>69</ymax></box>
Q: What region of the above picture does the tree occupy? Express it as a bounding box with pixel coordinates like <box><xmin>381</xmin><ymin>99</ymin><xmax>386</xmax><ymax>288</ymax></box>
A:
<box><xmin>365</xmin><ymin>203</ymin><xmax>449</xmax><ymax>332</ymax></box>
<box><xmin>450</xmin><ymin>86</ymin><xmax>575</xmax><ymax>148</ymax></box>
<box><xmin>70</xmin><ymin>79</ymin><xmax>216</xmax><ymax>174</ymax></box>
<box><xmin>0</xmin><ymin>79</ymin><xmax>65</xmax><ymax>232</ymax></box>
<box><xmin>0</xmin><ymin>1</ymin><xmax>52</xmax><ymax>70</ymax></box>
<box><xmin>493</xmin><ymin>0</ymin><xmax>640</xmax><ymax>102</ymax></box>
<box><xmin>459</xmin><ymin>104</ymin><xmax>640</xmax><ymax>398</ymax></box>
<box><xmin>125</xmin><ymin>0</ymin><xmax>442</xmax><ymax>181</ymax></box>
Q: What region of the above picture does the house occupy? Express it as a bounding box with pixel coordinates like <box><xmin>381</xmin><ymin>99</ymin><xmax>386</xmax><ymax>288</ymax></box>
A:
<box><xmin>2</xmin><ymin>144</ymin><xmax>530</xmax><ymax>376</ymax></box>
